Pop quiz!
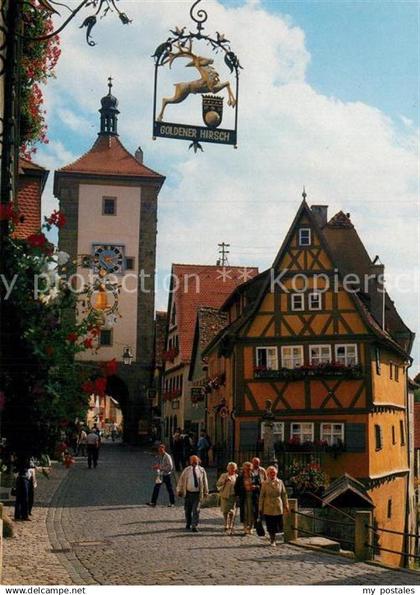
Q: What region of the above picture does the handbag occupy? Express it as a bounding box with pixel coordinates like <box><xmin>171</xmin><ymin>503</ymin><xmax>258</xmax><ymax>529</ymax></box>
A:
<box><xmin>255</xmin><ymin>517</ymin><xmax>265</xmax><ymax>537</ymax></box>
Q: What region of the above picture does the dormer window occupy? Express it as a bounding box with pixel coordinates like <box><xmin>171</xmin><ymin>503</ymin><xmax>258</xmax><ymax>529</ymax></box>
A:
<box><xmin>299</xmin><ymin>228</ymin><xmax>311</xmax><ymax>246</ymax></box>
<box><xmin>291</xmin><ymin>293</ymin><xmax>304</xmax><ymax>311</ymax></box>
<box><xmin>309</xmin><ymin>292</ymin><xmax>322</xmax><ymax>310</ymax></box>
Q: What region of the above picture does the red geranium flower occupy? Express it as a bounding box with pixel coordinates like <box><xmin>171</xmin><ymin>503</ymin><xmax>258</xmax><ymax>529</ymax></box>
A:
<box><xmin>83</xmin><ymin>337</ymin><xmax>94</xmax><ymax>349</ymax></box>
<box><xmin>82</xmin><ymin>381</ymin><xmax>95</xmax><ymax>395</ymax></box>
<box><xmin>27</xmin><ymin>232</ymin><xmax>48</xmax><ymax>248</ymax></box>
<box><xmin>0</xmin><ymin>202</ymin><xmax>21</xmax><ymax>223</ymax></box>
<box><xmin>94</xmin><ymin>377</ymin><xmax>107</xmax><ymax>397</ymax></box>
<box><xmin>66</xmin><ymin>332</ymin><xmax>78</xmax><ymax>343</ymax></box>
<box><xmin>47</xmin><ymin>210</ymin><xmax>67</xmax><ymax>228</ymax></box>
<box><xmin>103</xmin><ymin>358</ymin><xmax>118</xmax><ymax>377</ymax></box>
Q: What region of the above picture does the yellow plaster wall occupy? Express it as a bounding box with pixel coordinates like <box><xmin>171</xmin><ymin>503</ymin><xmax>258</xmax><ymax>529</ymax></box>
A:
<box><xmin>371</xmin><ymin>351</ymin><xmax>406</xmax><ymax>406</ymax></box>
<box><xmin>368</xmin><ymin>411</ymin><xmax>408</xmax><ymax>477</ymax></box>
<box><xmin>368</xmin><ymin>477</ymin><xmax>407</xmax><ymax>568</ymax></box>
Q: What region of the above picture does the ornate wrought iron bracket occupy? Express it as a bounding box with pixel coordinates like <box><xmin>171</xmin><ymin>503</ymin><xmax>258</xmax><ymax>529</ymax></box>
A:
<box><xmin>20</xmin><ymin>0</ymin><xmax>131</xmax><ymax>46</ymax></box>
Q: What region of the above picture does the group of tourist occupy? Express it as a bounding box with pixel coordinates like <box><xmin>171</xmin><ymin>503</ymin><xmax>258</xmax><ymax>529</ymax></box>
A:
<box><xmin>217</xmin><ymin>458</ymin><xmax>289</xmax><ymax>546</ymax></box>
<box><xmin>171</xmin><ymin>428</ymin><xmax>212</xmax><ymax>470</ymax></box>
<box><xmin>147</xmin><ymin>444</ymin><xmax>289</xmax><ymax>547</ymax></box>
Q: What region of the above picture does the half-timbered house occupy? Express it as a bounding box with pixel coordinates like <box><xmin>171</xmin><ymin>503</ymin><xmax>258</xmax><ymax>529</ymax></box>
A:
<box><xmin>204</xmin><ymin>199</ymin><xmax>415</xmax><ymax>566</ymax></box>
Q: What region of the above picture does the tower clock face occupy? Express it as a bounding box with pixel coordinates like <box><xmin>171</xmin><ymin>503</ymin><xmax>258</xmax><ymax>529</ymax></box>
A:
<box><xmin>93</xmin><ymin>245</ymin><xmax>124</xmax><ymax>274</ymax></box>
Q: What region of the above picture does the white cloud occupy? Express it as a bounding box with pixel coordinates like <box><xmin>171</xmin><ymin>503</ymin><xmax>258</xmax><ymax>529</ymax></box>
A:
<box><xmin>37</xmin><ymin>1</ymin><xmax>419</xmax><ymax>373</ymax></box>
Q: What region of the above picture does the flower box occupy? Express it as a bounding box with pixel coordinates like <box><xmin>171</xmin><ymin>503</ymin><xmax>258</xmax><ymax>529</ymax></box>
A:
<box><xmin>254</xmin><ymin>364</ymin><xmax>363</xmax><ymax>381</ymax></box>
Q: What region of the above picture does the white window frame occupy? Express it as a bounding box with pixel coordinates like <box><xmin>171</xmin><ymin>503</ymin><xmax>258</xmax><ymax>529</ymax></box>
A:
<box><xmin>335</xmin><ymin>344</ymin><xmax>358</xmax><ymax>366</ymax></box>
<box><xmin>291</xmin><ymin>293</ymin><xmax>305</xmax><ymax>311</ymax></box>
<box><xmin>320</xmin><ymin>422</ymin><xmax>344</xmax><ymax>446</ymax></box>
<box><xmin>256</xmin><ymin>346</ymin><xmax>278</xmax><ymax>370</ymax></box>
<box><xmin>309</xmin><ymin>344</ymin><xmax>332</xmax><ymax>365</ymax></box>
<box><xmin>308</xmin><ymin>292</ymin><xmax>322</xmax><ymax>311</ymax></box>
<box><xmin>261</xmin><ymin>422</ymin><xmax>284</xmax><ymax>443</ymax></box>
<box><xmin>290</xmin><ymin>422</ymin><xmax>314</xmax><ymax>443</ymax></box>
<box><xmin>281</xmin><ymin>346</ymin><xmax>304</xmax><ymax>369</ymax></box>
<box><xmin>299</xmin><ymin>228</ymin><xmax>311</xmax><ymax>246</ymax></box>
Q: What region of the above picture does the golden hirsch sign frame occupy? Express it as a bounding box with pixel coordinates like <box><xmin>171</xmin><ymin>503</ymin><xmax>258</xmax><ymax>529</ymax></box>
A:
<box><xmin>152</xmin><ymin>0</ymin><xmax>242</xmax><ymax>152</ymax></box>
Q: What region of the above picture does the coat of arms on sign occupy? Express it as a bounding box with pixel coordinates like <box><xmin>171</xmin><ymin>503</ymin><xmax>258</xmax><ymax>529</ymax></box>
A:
<box><xmin>152</xmin><ymin>0</ymin><xmax>242</xmax><ymax>152</ymax></box>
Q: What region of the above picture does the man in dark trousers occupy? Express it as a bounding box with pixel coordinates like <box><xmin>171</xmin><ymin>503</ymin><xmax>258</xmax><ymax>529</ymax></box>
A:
<box><xmin>172</xmin><ymin>428</ymin><xmax>184</xmax><ymax>472</ymax></box>
<box><xmin>146</xmin><ymin>444</ymin><xmax>175</xmax><ymax>507</ymax></box>
<box><xmin>176</xmin><ymin>455</ymin><xmax>208</xmax><ymax>532</ymax></box>
<box><xmin>86</xmin><ymin>428</ymin><xmax>100</xmax><ymax>469</ymax></box>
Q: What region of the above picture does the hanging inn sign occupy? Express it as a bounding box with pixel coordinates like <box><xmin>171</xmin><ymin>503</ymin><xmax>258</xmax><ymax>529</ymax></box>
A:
<box><xmin>152</xmin><ymin>0</ymin><xmax>242</xmax><ymax>152</ymax></box>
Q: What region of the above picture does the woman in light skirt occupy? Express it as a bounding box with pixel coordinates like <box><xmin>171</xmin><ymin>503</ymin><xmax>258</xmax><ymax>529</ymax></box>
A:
<box><xmin>216</xmin><ymin>462</ymin><xmax>238</xmax><ymax>534</ymax></box>
<box><xmin>259</xmin><ymin>465</ymin><xmax>289</xmax><ymax>546</ymax></box>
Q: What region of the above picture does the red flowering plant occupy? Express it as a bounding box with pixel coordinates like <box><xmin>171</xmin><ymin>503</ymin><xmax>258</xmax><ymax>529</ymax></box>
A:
<box><xmin>289</xmin><ymin>462</ymin><xmax>329</xmax><ymax>495</ymax></box>
<box><xmin>1</xmin><ymin>203</ymin><xmax>104</xmax><ymax>457</ymax></box>
<box><xmin>20</xmin><ymin>7</ymin><xmax>61</xmax><ymax>157</ymax></box>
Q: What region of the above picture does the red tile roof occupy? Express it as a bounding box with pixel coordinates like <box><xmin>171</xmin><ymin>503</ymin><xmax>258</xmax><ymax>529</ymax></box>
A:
<box><xmin>171</xmin><ymin>264</ymin><xmax>258</xmax><ymax>363</ymax></box>
<box><xmin>13</xmin><ymin>157</ymin><xmax>49</xmax><ymax>239</ymax></box>
<box><xmin>57</xmin><ymin>135</ymin><xmax>164</xmax><ymax>179</ymax></box>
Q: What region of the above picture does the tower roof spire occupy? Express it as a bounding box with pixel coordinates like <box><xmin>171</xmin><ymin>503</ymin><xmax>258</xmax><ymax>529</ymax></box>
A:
<box><xmin>99</xmin><ymin>77</ymin><xmax>120</xmax><ymax>136</ymax></box>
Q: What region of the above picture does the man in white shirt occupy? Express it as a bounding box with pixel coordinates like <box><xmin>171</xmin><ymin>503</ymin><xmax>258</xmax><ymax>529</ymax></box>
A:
<box><xmin>176</xmin><ymin>455</ymin><xmax>208</xmax><ymax>532</ymax></box>
<box><xmin>86</xmin><ymin>429</ymin><xmax>100</xmax><ymax>469</ymax></box>
<box><xmin>146</xmin><ymin>444</ymin><xmax>175</xmax><ymax>507</ymax></box>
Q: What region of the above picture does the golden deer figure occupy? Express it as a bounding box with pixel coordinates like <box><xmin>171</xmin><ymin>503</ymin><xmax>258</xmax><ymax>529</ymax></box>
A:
<box><xmin>157</xmin><ymin>41</ymin><xmax>237</xmax><ymax>122</ymax></box>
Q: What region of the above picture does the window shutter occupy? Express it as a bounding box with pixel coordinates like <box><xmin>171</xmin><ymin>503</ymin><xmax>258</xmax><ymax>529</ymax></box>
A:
<box><xmin>239</xmin><ymin>421</ymin><xmax>259</xmax><ymax>449</ymax></box>
<box><xmin>346</xmin><ymin>423</ymin><xmax>366</xmax><ymax>452</ymax></box>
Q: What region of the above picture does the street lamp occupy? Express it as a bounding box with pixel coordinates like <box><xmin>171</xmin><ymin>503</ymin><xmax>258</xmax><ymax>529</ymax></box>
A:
<box><xmin>122</xmin><ymin>346</ymin><xmax>133</xmax><ymax>366</ymax></box>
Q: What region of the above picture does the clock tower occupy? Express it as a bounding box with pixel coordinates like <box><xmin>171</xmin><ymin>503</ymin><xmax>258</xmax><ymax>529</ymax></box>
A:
<box><xmin>54</xmin><ymin>81</ymin><xmax>165</xmax><ymax>442</ymax></box>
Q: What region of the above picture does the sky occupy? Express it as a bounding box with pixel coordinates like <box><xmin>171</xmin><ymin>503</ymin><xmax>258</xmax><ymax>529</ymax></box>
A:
<box><xmin>37</xmin><ymin>0</ymin><xmax>420</xmax><ymax>375</ymax></box>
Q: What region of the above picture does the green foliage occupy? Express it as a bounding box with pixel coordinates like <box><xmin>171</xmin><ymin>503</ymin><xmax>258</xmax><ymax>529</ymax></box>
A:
<box><xmin>1</xmin><ymin>211</ymin><xmax>102</xmax><ymax>456</ymax></box>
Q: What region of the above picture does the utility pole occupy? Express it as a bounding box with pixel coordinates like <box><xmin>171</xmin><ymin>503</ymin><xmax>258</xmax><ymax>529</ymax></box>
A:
<box><xmin>217</xmin><ymin>242</ymin><xmax>230</xmax><ymax>266</ymax></box>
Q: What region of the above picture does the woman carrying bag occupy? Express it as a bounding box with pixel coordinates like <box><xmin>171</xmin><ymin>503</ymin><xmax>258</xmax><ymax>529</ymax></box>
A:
<box><xmin>259</xmin><ymin>465</ymin><xmax>289</xmax><ymax>547</ymax></box>
<box><xmin>216</xmin><ymin>462</ymin><xmax>238</xmax><ymax>534</ymax></box>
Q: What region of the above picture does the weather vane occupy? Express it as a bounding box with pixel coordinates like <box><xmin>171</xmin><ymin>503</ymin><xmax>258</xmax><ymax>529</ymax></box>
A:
<box><xmin>152</xmin><ymin>0</ymin><xmax>242</xmax><ymax>153</ymax></box>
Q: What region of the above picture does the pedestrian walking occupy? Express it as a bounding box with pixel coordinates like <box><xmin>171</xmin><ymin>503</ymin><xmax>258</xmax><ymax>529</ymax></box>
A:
<box><xmin>182</xmin><ymin>431</ymin><xmax>193</xmax><ymax>467</ymax></box>
<box><xmin>234</xmin><ymin>461</ymin><xmax>257</xmax><ymax>535</ymax></box>
<box><xmin>86</xmin><ymin>428</ymin><xmax>100</xmax><ymax>469</ymax></box>
<box><xmin>14</xmin><ymin>458</ymin><xmax>31</xmax><ymax>521</ymax></box>
<box><xmin>28</xmin><ymin>459</ymin><xmax>37</xmax><ymax>516</ymax></box>
<box><xmin>176</xmin><ymin>455</ymin><xmax>208</xmax><ymax>533</ymax></box>
<box><xmin>259</xmin><ymin>465</ymin><xmax>289</xmax><ymax>547</ymax></box>
<box><xmin>146</xmin><ymin>444</ymin><xmax>175</xmax><ymax>507</ymax></box>
<box><xmin>77</xmin><ymin>427</ymin><xmax>87</xmax><ymax>457</ymax></box>
<box><xmin>216</xmin><ymin>461</ymin><xmax>238</xmax><ymax>534</ymax></box>
<box><xmin>111</xmin><ymin>422</ymin><xmax>118</xmax><ymax>442</ymax></box>
<box><xmin>250</xmin><ymin>457</ymin><xmax>267</xmax><ymax>523</ymax></box>
<box><xmin>172</xmin><ymin>428</ymin><xmax>184</xmax><ymax>471</ymax></box>
<box><xmin>196</xmin><ymin>429</ymin><xmax>210</xmax><ymax>467</ymax></box>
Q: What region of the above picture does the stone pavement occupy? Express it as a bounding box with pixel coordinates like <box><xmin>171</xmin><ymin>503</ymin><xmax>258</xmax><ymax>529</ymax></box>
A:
<box><xmin>3</xmin><ymin>463</ymin><xmax>73</xmax><ymax>584</ymax></box>
<box><xmin>3</xmin><ymin>442</ymin><xmax>420</xmax><ymax>585</ymax></box>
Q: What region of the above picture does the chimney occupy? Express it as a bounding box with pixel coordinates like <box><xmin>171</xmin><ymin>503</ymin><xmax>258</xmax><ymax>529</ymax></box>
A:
<box><xmin>368</xmin><ymin>262</ymin><xmax>385</xmax><ymax>329</ymax></box>
<box><xmin>135</xmin><ymin>146</ymin><xmax>143</xmax><ymax>164</ymax></box>
<box><xmin>311</xmin><ymin>205</ymin><xmax>328</xmax><ymax>228</ymax></box>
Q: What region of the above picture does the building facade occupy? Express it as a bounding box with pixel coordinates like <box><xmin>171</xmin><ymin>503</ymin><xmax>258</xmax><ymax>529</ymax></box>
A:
<box><xmin>204</xmin><ymin>199</ymin><xmax>415</xmax><ymax>567</ymax></box>
<box><xmin>162</xmin><ymin>264</ymin><xmax>258</xmax><ymax>441</ymax></box>
<box><xmin>54</xmin><ymin>83</ymin><xmax>165</xmax><ymax>441</ymax></box>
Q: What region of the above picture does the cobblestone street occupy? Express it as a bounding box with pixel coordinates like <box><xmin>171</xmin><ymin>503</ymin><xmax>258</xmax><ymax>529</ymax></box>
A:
<box><xmin>3</xmin><ymin>443</ymin><xmax>420</xmax><ymax>585</ymax></box>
